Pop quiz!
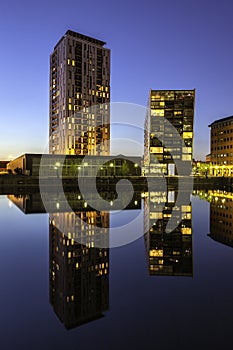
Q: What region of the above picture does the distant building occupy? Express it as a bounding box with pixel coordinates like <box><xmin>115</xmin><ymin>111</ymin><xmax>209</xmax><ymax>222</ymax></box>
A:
<box><xmin>144</xmin><ymin>89</ymin><xmax>195</xmax><ymax>175</ymax></box>
<box><xmin>49</xmin><ymin>30</ymin><xmax>110</xmax><ymax>155</ymax></box>
<box><xmin>206</xmin><ymin>154</ymin><xmax>211</xmax><ymax>163</ymax></box>
<box><xmin>0</xmin><ymin>161</ymin><xmax>9</xmax><ymax>172</ymax></box>
<box><xmin>208</xmin><ymin>115</ymin><xmax>233</xmax><ymax>176</ymax></box>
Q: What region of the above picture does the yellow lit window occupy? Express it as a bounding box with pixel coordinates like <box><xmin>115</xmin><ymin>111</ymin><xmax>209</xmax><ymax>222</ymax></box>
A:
<box><xmin>150</xmin><ymin>212</ymin><xmax>163</xmax><ymax>219</ymax></box>
<box><xmin>183</xmin><ymin>132</ymin><xmax>193</xmax><ymax>139</ymax></box>
<box><xmin>151</xmin><ymin>109</ymin><xmax>164</xmax><ymax>117</ymax></box>
<box><xmin>181</xmin><ymin>205</ymin><xmax>191</xmax><ymax>212</ymax></box>
<box><xmin>72</xmin><ymin>60</ymin><xmax>75</xmax><ymax>66</ymax></box>
<box><xmin>150</xmin><ymin>147</ymin><xmax>163</xmax><ymax>153</ymax></box>
<box><xmin>68</xmin><ymin>104</ymin><xmax>72</xmax><ymax>110</ymax></box>
<box><xmin>67</xmin><ymin>59</ymin><xmax>70</xmax><ymax>65</ymax></box>
<box><xmin>183</xmin><ymin>147</ymin><xmax>192</xmax><ymax>153</ymax></box>
<box><xmin>181</xmin><ymin>228</ymin><xmax>192</xmax><ymax>235</ymax></box>
<box><xmin>182</xmin><ymin>154</ymin><xmax>192</xmax><ymax>161</ymax></box>
<box><xmin>150</xmin><ymin>249</ymin><xmax>163</xmax><ymax>257</ymax></box>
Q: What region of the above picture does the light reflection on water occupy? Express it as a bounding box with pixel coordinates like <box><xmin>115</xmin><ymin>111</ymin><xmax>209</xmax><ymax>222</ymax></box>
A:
<box><xmin>0</xmin><ymin>191</ymin><xmax>232</xmax><ymax>349</ymax></box>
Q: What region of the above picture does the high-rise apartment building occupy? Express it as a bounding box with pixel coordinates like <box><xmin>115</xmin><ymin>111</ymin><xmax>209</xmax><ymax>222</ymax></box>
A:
<box><xmin>144</xmin><ymin>89</ymin><xmax>195</xmax><ymax>175</ymax></box>
<box><xmin>49</xmin><ymin>30</ymin><xmax>110</xmax><ymax>155</ymax></box>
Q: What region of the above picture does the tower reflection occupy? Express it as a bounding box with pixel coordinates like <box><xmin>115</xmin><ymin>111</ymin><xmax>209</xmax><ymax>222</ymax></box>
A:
<box><xmin>144</xmin><ymin>189</ymin><xmax>193</xmax><ymax>276</ymax></box>
<box><xmin>49</xmin><ymin>212</ymin><xmax>109</xmax><ymax>329</ymax></box>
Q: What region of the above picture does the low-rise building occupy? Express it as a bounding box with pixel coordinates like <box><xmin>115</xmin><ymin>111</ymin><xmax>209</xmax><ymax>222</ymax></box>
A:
<box><xmin>0</xmin><ymin>161</ymin><xmax>9</xmax><ymax>173</ymax></box>
<box><xmin>7</xmin><ymin>153</ymin><xmax>141</xmax><ymax>177</ymax></box>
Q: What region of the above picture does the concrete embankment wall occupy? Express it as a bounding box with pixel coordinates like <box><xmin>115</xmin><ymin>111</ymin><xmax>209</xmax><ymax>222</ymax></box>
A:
<box><xmin>0</xmin><ymin>175</ymin><xmax>232</xmax><ymax>195</ymax></box>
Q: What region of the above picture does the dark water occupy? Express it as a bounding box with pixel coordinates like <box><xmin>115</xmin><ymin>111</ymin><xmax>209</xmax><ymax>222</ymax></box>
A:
<box><xmin>0</xmin><ymin>190</ymin><xmax>232</xmax><ymax>350</ymax></box>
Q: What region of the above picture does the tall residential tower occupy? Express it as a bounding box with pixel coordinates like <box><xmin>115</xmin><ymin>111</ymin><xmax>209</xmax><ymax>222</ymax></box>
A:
<box><xmin>49</xmin><ymin>30</ymin><xmax>110</xmax><ymax>155</ymax></box>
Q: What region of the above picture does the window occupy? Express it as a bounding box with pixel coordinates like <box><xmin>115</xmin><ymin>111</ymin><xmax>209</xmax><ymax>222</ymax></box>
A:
<box><xmin>183</xmin><ymin>132</ymin><xmax>193</xmax><ymax>139</ymax></box>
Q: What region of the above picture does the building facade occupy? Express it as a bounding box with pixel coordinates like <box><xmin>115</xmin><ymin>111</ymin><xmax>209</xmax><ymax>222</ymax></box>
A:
<box><xmin>208</xmin><ymin>116</ymin><xmax>233</xmax><ymax>176</ymax></box>
<box><xmin>49</xmin><ymin>30</ymin><xmax>110</xmax><ymax>155</ymax></box>
<box><xmin>144</xmin><ymin>89</ymin><xmax>195</xmax><ymax>175</ymax></box>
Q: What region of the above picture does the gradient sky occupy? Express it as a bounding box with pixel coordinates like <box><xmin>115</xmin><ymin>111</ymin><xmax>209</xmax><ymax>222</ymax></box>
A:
<box><xmin>1</xmin><ymin>0</ymin><xmax>233</xmax><ymax>160</ymax></box>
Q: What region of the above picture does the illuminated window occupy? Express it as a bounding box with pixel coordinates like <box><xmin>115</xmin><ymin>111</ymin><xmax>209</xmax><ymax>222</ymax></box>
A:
<box><xmin>150</xmin><ymin>212</ymin><xmax>163</xmax><ymax>219</ymax></box>
<box><xmin>182</xmin><ymin>154</ymin><xmax>192</xmax><ymax>161</ymax></box>
<box><xmin>183</xmin><ymin>147</ymin><xmax>192</xmax><ymax>153</ymax></box>
<box><xmin>181</xmin><ymin>205</ymin><xmax>191</xmax><ymax>212</ymax></box>
<box><xmin>183</xmin><ymin>132</ymin><xmax>193</xmax><ymax>139</ymax></box>
<box><xmin>151</xmin><ymin>109</ymin><xmax>164</xmax><ymax>117</ymax></box>
<box><xmin>150</xmin><ymin>147</ymin><xmax>163</xmax><ymax>153</ymax></box>
<box><xmin>181</xmin><ymin>228</ymin><xmax>192</xmax><ymax>235</ymax></box>
<box><xmin>150</xmin><ymin>249</ymin><xmax>163</xmax><ymax>257</ymax></box>
<box><xmin>168</xmin><ymin>191</ymin><xmax>175</xmax><ymax>202</ymax></box>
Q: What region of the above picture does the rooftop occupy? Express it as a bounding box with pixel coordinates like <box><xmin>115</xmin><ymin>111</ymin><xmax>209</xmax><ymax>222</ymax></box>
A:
<box><xmin>54</xmin><ymin>29</ymin><xmax>106</xmax><ymax>50</ymax></box>
<box><xmin>208</xmin><ymin>115</ymin><xmax>233</xmax><ymax>127</ymax></box>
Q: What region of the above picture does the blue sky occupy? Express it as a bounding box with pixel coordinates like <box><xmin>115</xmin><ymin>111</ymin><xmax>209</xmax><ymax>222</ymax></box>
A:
<box><xmin>0</xmin><ymin>0</ymin><xmax>233</xmax><ymax>160</ymax></box>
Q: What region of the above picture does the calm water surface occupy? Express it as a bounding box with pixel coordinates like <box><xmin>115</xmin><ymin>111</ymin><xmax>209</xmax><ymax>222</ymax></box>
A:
<box><xmin>0</xmin><ymin>192</ymin><xmax>232</xmax><ymax>350</ymax></box>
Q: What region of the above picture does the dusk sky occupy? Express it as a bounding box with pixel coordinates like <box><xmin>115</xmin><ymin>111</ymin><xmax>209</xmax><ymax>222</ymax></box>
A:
<box><xmin>1</xmin><ymin>0</ymin><xmax>233</xmax><ymax>160</ymax></box>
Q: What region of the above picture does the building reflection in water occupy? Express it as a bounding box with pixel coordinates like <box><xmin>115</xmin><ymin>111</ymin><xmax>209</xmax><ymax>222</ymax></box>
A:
<box><xmin>144</xmin><ymin>189</ymin><xmax>193</xmax><ymax>276</ymax></box>
<box><xmin>195</xmin><ymin>189</ymin><xmax>233</xmax><ymax>248</ymax></box>
<box><xmin>7</xmin><ymin>191</ymin><xmax>141</xmax><ymax>329</ymax></box>
<box><xmin>49</xmin><ymin>212</ymin><xmax>109</xmax><ymax>329</ymax></box>
<box><xmin>8</xmin><ymin>193</ymin><xmax>110</xmax><ymax>329</ymax></box>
